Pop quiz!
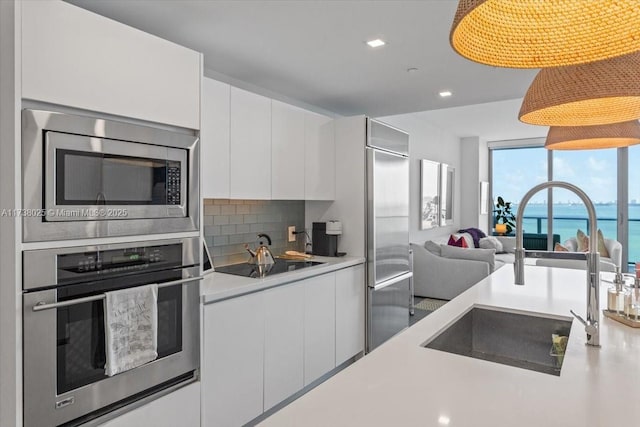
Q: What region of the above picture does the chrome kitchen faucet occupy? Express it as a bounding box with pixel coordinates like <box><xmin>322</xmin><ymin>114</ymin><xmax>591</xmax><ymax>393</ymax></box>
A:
<box><xmin>513</xmin><ymin>181</ymin><xmax>600</xmax><ymax>347</ymax></box>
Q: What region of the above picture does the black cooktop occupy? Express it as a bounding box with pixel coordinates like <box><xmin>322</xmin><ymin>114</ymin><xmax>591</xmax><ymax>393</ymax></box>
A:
<box><xmin>215</xmin><ymin>259</ymin><xmax>325</xmax><ymax>278</ymax></box>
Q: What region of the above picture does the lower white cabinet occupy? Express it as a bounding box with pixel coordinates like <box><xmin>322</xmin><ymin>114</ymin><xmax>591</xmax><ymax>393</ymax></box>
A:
<box><xmin>304</xmin><ymin>273</ymin><xmax>336</xmax><ymax>385</ymax></box>
<box><xmin>335</xmin><ymin>264</ymin><xmax>365</xmax><ymax>365</ymax></box>
<box><xmin>202</xmin><ymin>265</ymin><xmax>364</xmax><ymax>425</ymax></box>
<box><xmin>202</xmin><ymin>292</ymin><xmax>264</xmax><ymax>427</ymax></box>
<box><xmin>98</xmin><ymin>382</ymin><xmax>200</xmax><ymax>427</ymax></box>
<box><xmin>264</xmin><ymin>283</ymin><xmax>304</xmax><ymax>410</ymax></box>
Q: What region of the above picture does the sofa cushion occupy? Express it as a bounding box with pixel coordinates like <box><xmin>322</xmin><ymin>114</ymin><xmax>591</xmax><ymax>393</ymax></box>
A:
<box><xmin>424</xmin><ymin>240</ymin><xmax>442</xmax><ymax>256</ymax></box>
<box><xmin>495</xmin><ymin>252</ymin><xmax>515</xmax><ymax>270</ymax></box>
<box><xmin>576</xmin><ymin>229</ymin><xmax>610</xmax><ymax>257</ymax></box>
<box><xmin>440</xmin><ymin>244</ymin><xmax>496</xmax><ymax>272</ymax></box>
<box><xmin>448</xmin><ymin>234</ymin><xmax>469</xmax><ymax>248</ymax></box>
<box><xmin>479</xmin><ymin>236</ymin><xmax>503</xmax><ymax>253</ymax></box>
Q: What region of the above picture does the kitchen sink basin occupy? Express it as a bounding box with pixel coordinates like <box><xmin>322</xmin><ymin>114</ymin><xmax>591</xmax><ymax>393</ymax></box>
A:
<box><xmin>423</xmin><ymin>307</ymin><xmax>572</xmax><ymax>376</ymax></box>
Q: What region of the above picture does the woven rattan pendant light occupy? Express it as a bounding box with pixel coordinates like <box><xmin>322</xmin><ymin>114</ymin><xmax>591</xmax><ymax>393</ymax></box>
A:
<box><xmin>450</xmin><ymin>0</ymin><xmax>640</xmax><ymax>68</ymax></box>
<box><xmin>545</xmin><ymin>121</ymin><xmax>640</xmax><ymax>150</ymax></box>
<box><xmin>519</xmin><ymin>51</ymin><xmax>640</xmax><ymax>126</ymax></box>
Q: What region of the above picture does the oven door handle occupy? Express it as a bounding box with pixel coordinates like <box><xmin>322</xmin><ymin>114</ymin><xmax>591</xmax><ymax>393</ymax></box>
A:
<box><xmin>31</xmin><ymin>275</ymin><xmax>204</xmax><ymax>312</ymax></box>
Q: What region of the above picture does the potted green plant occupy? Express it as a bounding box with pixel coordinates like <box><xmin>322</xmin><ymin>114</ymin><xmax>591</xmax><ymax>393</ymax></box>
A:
<box><xmin>493</xmin><ymin>196</ymin><xmax>516</xmax><ymax>234</ymax></box>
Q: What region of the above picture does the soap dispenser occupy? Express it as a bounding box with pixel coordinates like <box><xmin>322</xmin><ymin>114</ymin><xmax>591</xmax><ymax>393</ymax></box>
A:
<box><xmin>607</xmin><ymin>267</ymin><xmax>627</xmax><ymax>314</ymax></box>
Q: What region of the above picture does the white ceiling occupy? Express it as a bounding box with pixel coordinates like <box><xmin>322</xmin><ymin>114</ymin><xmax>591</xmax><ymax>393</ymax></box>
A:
<box><xmin>398</xmin><ymin>98</ymin><xmax>549</xmax><ymax>142</ymax></box>
<box><xmin>67</xmin><ymin>0</ymin><xmax>539</xmax><ymax>121</ymax></box>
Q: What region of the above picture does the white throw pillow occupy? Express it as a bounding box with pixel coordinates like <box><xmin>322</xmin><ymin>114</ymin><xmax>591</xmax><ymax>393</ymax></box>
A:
<box><xmin>440</xmin><ymin>244</ymin><xmax>497</xmax><ymax>273</ymax></box>
<box><xmin>479</xmin><ymin>236</ymin><xmax>504</xmax><ymax>253</ymax></box>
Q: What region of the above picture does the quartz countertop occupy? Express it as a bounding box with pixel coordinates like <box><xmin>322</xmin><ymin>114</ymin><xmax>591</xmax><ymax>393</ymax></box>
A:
<box><xmin>201</xmin><ymin>255</ymin><xmax>365</xmax><ymax>304</ymax></box>
<box><xmin>259</xmin><ymin>265</ymin><xmax>640</xmax><ymax>427</ymax></box>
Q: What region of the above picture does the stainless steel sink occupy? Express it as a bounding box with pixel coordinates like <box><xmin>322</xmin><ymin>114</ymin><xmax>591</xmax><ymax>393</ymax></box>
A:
<box><xmin>423</xmin><ymin>307</ymin><xmax>572</xmax><ymax>376</ymax></box>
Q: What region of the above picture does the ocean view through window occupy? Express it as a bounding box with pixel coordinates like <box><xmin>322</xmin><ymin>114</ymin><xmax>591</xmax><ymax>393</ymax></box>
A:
<box><xmin>492</xmin><ymin>145</ymin><xmax>637</xmax><ymax>271</ymax></box>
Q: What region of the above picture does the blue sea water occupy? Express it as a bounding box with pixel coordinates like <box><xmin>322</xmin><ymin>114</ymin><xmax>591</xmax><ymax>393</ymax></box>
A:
<box><xmin>510</xmin><ymin>203</ymin><xmax>640</xmax><ymax>266</ymax></box>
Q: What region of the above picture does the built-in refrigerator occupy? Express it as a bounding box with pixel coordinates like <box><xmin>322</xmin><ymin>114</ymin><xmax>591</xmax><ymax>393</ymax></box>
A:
<box><xmin>366</xmin><ymin>119</ymin><xmax>412</xmax><ymax>351</ymax></box>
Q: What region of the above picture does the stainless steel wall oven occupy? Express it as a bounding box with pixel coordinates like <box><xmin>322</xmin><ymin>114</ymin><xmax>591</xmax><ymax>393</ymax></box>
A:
<box><xmin>22</xmin><ymin>109</ymin><xmax>200</xmax><ymax>242</ymax></box>
<box><xmin>22</xmin><ymin>237</ymin><xmax>201</xmax><ymax>427</ymax></box>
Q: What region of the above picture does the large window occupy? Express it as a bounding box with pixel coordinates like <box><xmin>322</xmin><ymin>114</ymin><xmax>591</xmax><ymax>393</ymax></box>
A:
<box><xmin>629</xmin><ymin>146</ymin><xmax>640</xmax><ymax>270</ymax></box>
<box><xmin>552</xmin><ymin>148</ymin><xmax>618</xmax><ymax>242</ymax></box>
<box><xmin>491</xmin><ymin>143</ymin><xmax>631</xmax><ymax>271</ymax></box>
<box><xmin>491</xmin><ymin>146</ymin><xmax>548</xmax><ymax>234</ymax></box>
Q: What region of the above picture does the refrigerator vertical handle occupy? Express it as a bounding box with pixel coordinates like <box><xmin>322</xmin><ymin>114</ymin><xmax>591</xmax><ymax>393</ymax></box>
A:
<box><xmin>409</xmin><ymin>248</ymin><xmax>414</xmax><ymax>316</ymax></box>
<box><xmin>366</xmin><ymin>147</ymin><xmax>376</xmax><ymax>287</ymax></box>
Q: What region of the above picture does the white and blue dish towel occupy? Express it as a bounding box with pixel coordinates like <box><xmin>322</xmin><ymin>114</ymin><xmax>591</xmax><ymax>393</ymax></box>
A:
<box><xmin>104</xmin><ymin>284</ymin><xmax>158</xmax><ymax>376</ymax></box>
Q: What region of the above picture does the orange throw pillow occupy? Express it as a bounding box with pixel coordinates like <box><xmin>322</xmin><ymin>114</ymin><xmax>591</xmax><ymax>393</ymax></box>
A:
<box><xmin>554</xmin><ymin>243</ymin><xmax>569</xmax><ymax>252</ymax></box>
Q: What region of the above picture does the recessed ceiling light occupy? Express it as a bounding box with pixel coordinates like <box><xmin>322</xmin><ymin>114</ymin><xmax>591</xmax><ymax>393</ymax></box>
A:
<box><xmin>366</xmin><ymin>39</ymin><xmax>386</xmax><ymax>48</ymax></box>
<box><xmin>439</xmin><ymin>91</ymin><xmax>453</xmax><ymax>98</ymax></box>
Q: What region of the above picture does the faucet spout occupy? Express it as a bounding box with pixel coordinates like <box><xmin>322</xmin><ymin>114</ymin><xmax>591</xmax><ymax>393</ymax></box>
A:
<box><xmin>513</xmin><ymin>181</ymin><xmax>600</xmax><ymax>347</ymax></box>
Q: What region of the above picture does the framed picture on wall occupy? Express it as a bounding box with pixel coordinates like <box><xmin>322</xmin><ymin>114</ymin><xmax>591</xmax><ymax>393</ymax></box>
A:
<box><xmin>420</xmin><ymin>159</ymin><xmax>440</xmax><ymax>230</ymax></box>
<box><xmin>440</xmin><ymin>163</ymin><xmax>455</xmax><ymax>226</ymax></box>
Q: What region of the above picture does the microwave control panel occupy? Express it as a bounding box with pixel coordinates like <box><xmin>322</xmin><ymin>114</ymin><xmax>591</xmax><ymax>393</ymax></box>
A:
<box><xmin>166</xmin><ymin>164</ymin><xmax>181</xmax><ymax>205</ymax></box>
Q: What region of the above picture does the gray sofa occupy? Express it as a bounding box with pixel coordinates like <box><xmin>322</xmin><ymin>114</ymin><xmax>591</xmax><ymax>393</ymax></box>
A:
<box><xmin>411</xmin><ymin>233</ymin><xmax>515</xmax><ymax>300</ymax></box>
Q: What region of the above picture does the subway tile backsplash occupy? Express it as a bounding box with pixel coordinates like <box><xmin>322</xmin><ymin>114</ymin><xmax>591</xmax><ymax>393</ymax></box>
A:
<box><xmin>204</xmin><ymin>199</ymin><xmax>305</xmax><ymax>267</ymax></box>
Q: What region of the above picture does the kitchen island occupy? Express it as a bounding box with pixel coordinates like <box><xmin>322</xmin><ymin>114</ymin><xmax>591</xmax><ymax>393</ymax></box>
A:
<box><xmin>260</xmin><ymin>265</ymin><xmax>640</xmax><ymax>427</ymax></box>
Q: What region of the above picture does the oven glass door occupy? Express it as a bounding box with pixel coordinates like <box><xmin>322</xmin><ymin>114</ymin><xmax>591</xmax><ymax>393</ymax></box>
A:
<box><xmin>56</xmin><ymin>275</ymin><xmax>183</xmax><ymax>394</ymax></box>
<box><xmin>45</xmin><ymin>131</ymin><xmax>187</xmax><ymax>221</ymax></box>
<box><xmin>23</xmin><ymin>271</ymin><xmax>199</xmax><ymax>427</ymax></box>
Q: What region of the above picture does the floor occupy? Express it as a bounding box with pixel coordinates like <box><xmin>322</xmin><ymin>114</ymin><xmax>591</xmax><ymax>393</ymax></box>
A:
<box><xmin>409</xmin><ymin>296</ymin><xmax>447</xmax><ymax>327</ymax></box>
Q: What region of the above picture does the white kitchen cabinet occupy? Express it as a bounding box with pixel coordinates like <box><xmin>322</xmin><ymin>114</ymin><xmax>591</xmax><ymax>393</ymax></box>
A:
<box><xmin>21</xmin><ymin>1</ymin><xmax>201</xmax><ymax>129</ymax></box>
<box><xmin>335</xmin><ymin>265</ymin><xmax>366</xmax><ymax>365</ymax></box>
<box><xmin>305</xmin><ymin>112</ymin><xmax>335</xmax><ymax>200</ymax></box>
<box><xmin>98</xmin><ymin>382</ymin><xmax>200</xmax><ymax>427</ymax></box>
<box><xmin>264</xmin><ymin>283</ymin><xmax>304</xmax><ymax>410</ymax></box>
<box><xmin>304</xmin><ymin>273</ymin><xmax>336</xmax><ymax>386</ymax></box>
<box><xmin>202</xmin><ymin>292</ymin><xmax>264</xmax><ymax>427</ymax></box>
<box><xmin>271</xmin><ymin>100</ymin><xmax>306</xmax><ymax>199</ymax></box>
<box><xmin>201</xmin><ymin>78</ymin><xmax>231</xmax><ymax>198</ymax></box>
<box><xmin>229</xmin><ymin>87</ymin><xmax>272</xmax><ymax>199</ymax></box>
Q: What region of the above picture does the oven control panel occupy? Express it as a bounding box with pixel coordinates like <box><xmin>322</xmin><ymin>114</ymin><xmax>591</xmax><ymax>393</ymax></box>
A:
<box><xmin>57</xmin><ymin>243</ymin><xmax>182</xmax><ymax>282</ymax></box>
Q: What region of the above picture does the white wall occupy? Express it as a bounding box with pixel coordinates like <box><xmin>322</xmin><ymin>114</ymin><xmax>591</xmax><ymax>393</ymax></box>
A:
<box><xmin>378</xmin><ymin>113</ymin><xmax>462</xmax><ymax>244</ymax></box>
<box><xmin>460</xmin><ymin>136</ymin><xmax>489</xmax><ymax>233</ymax></box>
<box><xmin>0</xmin><ymin>2</ymin><xmax>21</xmax><ymax>426</ymax></box>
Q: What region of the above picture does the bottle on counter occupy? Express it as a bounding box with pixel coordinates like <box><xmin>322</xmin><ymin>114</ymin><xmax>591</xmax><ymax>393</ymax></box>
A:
<box><xmin>607</xmin><ymin>267</ymin><xmax>627</xmax><ymax>315</ymax></box>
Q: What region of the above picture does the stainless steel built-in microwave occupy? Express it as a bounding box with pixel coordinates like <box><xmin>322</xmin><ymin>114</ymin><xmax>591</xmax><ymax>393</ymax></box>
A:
<box><xmin>22</xmin><ymin>109</ymin><xmax>200</xmax><ymax>242</ymax></box>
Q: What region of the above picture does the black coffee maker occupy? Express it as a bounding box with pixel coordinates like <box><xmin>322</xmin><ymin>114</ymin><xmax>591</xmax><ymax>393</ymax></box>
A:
<box><xmin>311</xmin><ymin>221</ymin><xmax>342</xmax><ymax>256</ymax></box>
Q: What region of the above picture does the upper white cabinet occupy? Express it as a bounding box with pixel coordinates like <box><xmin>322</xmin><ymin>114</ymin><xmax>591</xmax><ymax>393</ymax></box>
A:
<box><xmin>229</xmin><ymin>87</ymin><xmax>272</xmax><ymax>199</ymax></box>
<box><xmin>335</xmin><ymin>264</ymin><xmax>365</xmax><ymax>365</ymax></box>
<box><xmin>271</xmin><ymin>101</ymin><xmax>306</xmax><ymax>199</ymax></box>
<box><xmin>200</xmin><ymin>78</ymin><xmax>334</xmax><ymax>201</ymax></box>
<box><xmin>201</xmin><ymin>78</ymin><xmax>230</xmax><ymax>198</ymax></box>
<box><xmin>21</xmin><ymin>1</ymin><xmax>201</xmax><ymax>129</ymax></box>
<box><xmin>305</xmin><ymin>112</ymin><xmax>336</xmax><ymax>200</ymax></box>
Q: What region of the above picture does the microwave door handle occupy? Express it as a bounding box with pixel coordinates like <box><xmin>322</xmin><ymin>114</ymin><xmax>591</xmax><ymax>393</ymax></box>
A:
<box><xmin>31</xmin><ymin>275</ymin><xmax>204</xmax><ymax>312</ymax></box>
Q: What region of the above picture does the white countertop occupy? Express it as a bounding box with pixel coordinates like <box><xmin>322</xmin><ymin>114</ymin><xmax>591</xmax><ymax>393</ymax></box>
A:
<box><xmin>201</xmin><ymin>256</ymin><xmax>365</xmax><ymax>304</ymax></box>
<box><xmin>260</xmin><ymin>265</ymin><xmax>640</xmax><ymax>427</ymax></box>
